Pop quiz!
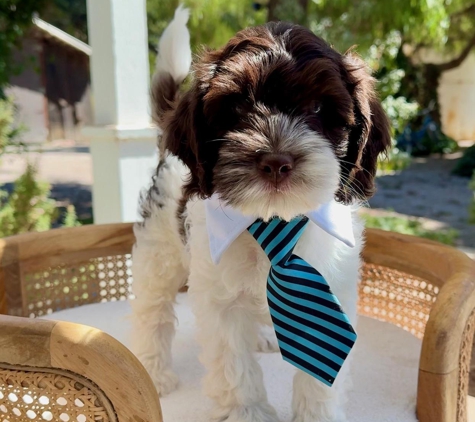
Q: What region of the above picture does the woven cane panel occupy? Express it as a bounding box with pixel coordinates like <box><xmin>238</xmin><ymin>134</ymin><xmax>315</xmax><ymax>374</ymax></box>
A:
<box><xmin>0</xmin><ymin>367</ymin><xmax>114</xmax><ymax>422</ymax></box>
<box><xmin>457</xmin><ymin>309</ymin><xmax>475</xmax><ymax>422</ymax></box>
<box><xmin>19</xmin><ymin>254</ymin><xmax>133</xmax><ymax>318</ymax></box>
<box><xmin>359</xmin><ymin>263</ymin><xmax>439</xmax><ymax>339</ymax></box>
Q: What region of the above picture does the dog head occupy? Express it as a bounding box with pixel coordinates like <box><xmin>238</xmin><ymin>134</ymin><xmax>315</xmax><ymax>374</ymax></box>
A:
<box><xmin>158</xmin><ymin>22</ymin><xmax>391</xmax><ymax>221</ymax></box>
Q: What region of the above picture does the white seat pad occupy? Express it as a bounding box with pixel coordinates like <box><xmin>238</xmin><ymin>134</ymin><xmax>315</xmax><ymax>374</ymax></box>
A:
<box><xmin>43</xmin><ymin>294</ymin><xmax>420</xmax><ymax>422</ymax></box>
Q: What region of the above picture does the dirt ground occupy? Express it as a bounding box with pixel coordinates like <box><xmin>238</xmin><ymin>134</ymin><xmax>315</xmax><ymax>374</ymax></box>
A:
<box><xmin>370</xmin><ymin>152</ymin><xmax>475</xmax><ymax>256</ymax></box>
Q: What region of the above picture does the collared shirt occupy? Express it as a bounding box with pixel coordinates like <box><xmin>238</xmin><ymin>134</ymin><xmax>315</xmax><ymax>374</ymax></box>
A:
<box><xmin>204</xmin><ymin>194</ymin><xmax>355</xmax><ymax>264</ymax></box>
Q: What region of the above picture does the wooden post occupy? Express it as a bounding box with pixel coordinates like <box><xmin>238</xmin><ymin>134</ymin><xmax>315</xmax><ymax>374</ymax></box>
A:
<box><xmin>85</xmin><ymin>0</ymin><xmax>157</xmax><ymax>224</ymax></box>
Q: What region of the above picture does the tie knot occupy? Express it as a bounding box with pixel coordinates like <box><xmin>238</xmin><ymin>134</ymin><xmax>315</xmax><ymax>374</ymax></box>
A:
<box><xmin>248</xmin><ymin>216</ymin><xmax>309</xmax><ymax>265</ymax></box>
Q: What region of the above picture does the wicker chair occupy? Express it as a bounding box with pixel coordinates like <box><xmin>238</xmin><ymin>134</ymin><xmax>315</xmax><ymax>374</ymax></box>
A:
<box><xmin>0</xmin><ymin>223</ymin><xmax>474</xmax><ymax>422</ymax></box>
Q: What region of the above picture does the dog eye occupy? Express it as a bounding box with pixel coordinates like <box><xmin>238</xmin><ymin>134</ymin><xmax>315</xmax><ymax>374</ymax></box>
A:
<box><xmin>312</xmin><ymin>100</ymin><xmax>322</xmax><ymax>114</ymax></box>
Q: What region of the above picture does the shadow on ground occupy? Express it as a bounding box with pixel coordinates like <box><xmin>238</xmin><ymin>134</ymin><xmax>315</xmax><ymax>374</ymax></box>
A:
<box><xmin>51</xmin><ymin>183</ymin><xmax>93</xmax><ymax>224</ymax></box>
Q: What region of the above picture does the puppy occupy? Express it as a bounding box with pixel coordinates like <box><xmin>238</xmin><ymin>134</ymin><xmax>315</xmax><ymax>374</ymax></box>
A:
<box><xmin>131</xmin><ymin>7</ymin><xmax>391</xmax><ymax>422</ymax></box>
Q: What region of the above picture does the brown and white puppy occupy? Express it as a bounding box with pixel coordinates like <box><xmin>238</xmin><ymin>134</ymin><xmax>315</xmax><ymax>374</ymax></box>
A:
<box><xmin>131</xmin><ymin>7</ymin><xmax>391</xmax><ymax>422</ymax></box>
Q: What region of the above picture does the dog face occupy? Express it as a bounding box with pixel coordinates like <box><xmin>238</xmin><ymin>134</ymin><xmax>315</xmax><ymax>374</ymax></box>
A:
<box><xmin>160</xmin><ymin>22</ymin><xmax>391</xmax><ymax>220</ymax></box>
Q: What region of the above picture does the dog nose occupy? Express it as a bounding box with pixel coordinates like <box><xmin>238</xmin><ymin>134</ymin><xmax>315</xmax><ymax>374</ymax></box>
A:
<box><xmin>257</xmin><ymin>154</ymin><xmax>294</xmax><ymax>183</ymax></box>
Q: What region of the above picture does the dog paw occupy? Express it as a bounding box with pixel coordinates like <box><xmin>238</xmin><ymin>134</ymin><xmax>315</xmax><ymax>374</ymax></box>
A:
<box><xmin>292</xmin><ymin>407</ymin><xmax>347</xmax><ymax>422</ymax></box>
<box><xmin>292</xmin><ymin>417</ymin><xmax>347</xmax><ymax>422</ymax></box>
<box><xmin>154</xmin><ymin>369</ymin><xmax>179</xmax><ymax>396</ymax></box>
<box><xmin>256</xmin><ymin>325</ymin><xmax>279</xmax><ymax>353</ymax></box>
<box><xmin>214</xmin><ymin>403</ymin><xmax>279</xmax><ymax>422</ymax></box>
<box><xmin>141</xmin><ymin>361</ymin><xmax>179</xmax><ymax>396</ymax></box>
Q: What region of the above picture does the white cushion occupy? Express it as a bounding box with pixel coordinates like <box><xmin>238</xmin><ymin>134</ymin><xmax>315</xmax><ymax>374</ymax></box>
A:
<box><xmin>43</xmin><ymin>294</ymin><xmax>421</xmax><ymax>422</ymax></box>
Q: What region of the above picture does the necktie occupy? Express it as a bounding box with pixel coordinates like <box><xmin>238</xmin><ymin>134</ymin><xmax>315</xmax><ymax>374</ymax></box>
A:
<box><xmin>248</xmin><ymin>216</ymin><xmax>357</xmax><ymax>386</ymax></box>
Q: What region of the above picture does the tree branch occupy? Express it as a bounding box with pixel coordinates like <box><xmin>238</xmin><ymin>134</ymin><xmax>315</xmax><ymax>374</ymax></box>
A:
<box><xmin>451</xmin><ymin>3</ymin><xmax>475</xmax><ymax>20</ymax></box>
<box><xmin>436</xmin><ymin>30</ymin><xmax>475</xmax><ymax>71</ymax></box>
<box><xmin>299</xmin><ymin>0</ymin><xmax>309</xmax><ymax>14</ymax></box>
<box><xmin>267</xmin><ymin>0</ymin><xmax>280</xmax><ymax>22</ymax></box>
<box><xmin>267</xmin><ymin>0</ymin><xmax>309</xmax><ymax>24</ymax></box>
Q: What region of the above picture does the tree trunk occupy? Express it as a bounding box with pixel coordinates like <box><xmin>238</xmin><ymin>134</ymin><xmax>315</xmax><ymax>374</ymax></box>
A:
<box><xmin>267</xmin><ymin>0</ymin><xmax>280</xmax><ymax>22</ymax></box>
<box><xmin>267</xmin><ymin>0</ymin><xmax>310</xmax><ymax>25</ymax></box>
<box><xmin>438</xmin><ymin>30</ymin><xmax>475</xmax><ymax>72</ymax></box>
<box><xmin>398</xmin><ymin>30</ymin><xmax>475</xmax><ymax>128</ymax></box>
<box><xmin>420</xmin><ymin>64</ymin><xmax>442</xmax><ymax>125</ymax></box>
<box><xmin>298</xmin><ymin>0</ymin><xmax>310</xmax><ymax>25</ymax></box>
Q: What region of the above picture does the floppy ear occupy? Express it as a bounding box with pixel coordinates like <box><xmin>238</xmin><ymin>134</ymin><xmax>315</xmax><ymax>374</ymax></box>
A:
<box><xmin>160</xmin><ymin>45</ymin><xmax>240</xmax><ymax>199</ymax></box>
<box><xmin>337</xmin><ymin>53</ymin><xmax>392</xmax><ymax>204</ymax></box>
<box><xmin>161</xmin><ymin>86</ymin><xmax>216</xmax><ymax>198</ymax></box>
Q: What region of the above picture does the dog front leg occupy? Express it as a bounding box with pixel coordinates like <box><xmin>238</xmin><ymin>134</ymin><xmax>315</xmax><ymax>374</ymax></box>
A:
<box><xmin>129</xmin><ymin>192</ymin><xmax>188</xmax><ymax>396</ymax></box>
<box><xmin>291</xmin><ymin>288</ymin><xmax>355</xmax><ymax>422</ymax></box>
<box><xmin>192</xmin><ymin>287</ymin><xmax>278</xmax><ymax>422</ymax></box>
<box><xmin>291</xmin><ymin>365</ymin><xmax>350</xmax><ymax>422</ymax></box>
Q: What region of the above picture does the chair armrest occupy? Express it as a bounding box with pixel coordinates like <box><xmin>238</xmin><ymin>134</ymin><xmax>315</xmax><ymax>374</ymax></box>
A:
<box><xmin>363</xmin><ymin>229</ymin><xmax>475</xmax><ymax>422</ymax></box>
<box><xmin>0</xmin><ymin>275</ymin><xmax>6</xmax><ymax>314</ymax></box>
<box><xmin>0</xmin><ymin>223</ymin><xmax>135</xmax><ymax>316</ymax></box>
<box><xmin>0</xmin><ymin>315</ymin><xmax>162</xmax><ymax>422</ymax></box>
<box><xmin>416</xmin><ymin>246</ymin><xmax>475</xmax><ymax>422</ymax></box>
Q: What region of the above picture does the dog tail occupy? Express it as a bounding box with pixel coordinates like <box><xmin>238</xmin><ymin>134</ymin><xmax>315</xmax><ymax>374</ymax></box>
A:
<box><xmin>151</xmin><ymin>5</ymin><xmax>192</xmax><ymax>126</ymax></box>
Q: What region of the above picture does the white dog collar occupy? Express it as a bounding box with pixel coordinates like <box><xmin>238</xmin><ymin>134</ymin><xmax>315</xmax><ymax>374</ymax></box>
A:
<box><xmin>204</xmin><ymin>194</ymin><xmax>355</xmax><ymax>264</ymax></box>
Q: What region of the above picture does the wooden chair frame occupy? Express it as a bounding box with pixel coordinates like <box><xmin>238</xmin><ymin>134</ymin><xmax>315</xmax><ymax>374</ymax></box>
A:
<box><xmin>1</xmin><ymin>223</ymin><xmax>474</xmax><ymax>422</ymax></box>
<box><xmin>0</xmin><ymin>315</ymin><xmax>163</xmax><ymax>421</ymax></box>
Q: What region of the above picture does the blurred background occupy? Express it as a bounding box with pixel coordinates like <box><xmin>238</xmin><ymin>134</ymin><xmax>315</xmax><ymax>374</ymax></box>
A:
<box><xmin>0</xmin><ymin>0</ymin><xmax>474</xmax><ymax>250</ymax></box>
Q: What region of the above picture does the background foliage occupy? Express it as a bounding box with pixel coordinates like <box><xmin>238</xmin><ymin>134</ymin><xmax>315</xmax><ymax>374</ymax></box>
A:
<box><xmin>0</xmin><ymin>164</ymin><xmax>80</xmax><ymax>237</ymax></box>
<box><xmin>0</xmin><ymin>0</ymin><xmax>48</xmax><ymax>95</ymax></box>
<box><xmin>0</xmin><ymin>97</ymin><xmax>24</xmax><ymax>156</ymax></box>
<box><xmin>41</xmin><ymin>0</ymin><xmax>88</xmax><ymax>42</ymax></box>
<box><xmin>362</xmin><ymin>213</ymin><xmax>459</xmax><ymax>246</ymax></box>
<box><xmin>453</xmin><ymin>145</ymin><xmax>475</xmax><ymax>178</ymax></box>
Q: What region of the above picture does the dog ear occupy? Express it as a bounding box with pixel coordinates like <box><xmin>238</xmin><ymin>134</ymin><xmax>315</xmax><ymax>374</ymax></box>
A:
<box><xmin>162</xmin><ymin>86</ymin><xmax>215</xmax><ymax>198</ymax></box>
<box><xmin>337</xmin><ymin>53</ymin><xmax>392</xmax><ymax>203</ymax></box>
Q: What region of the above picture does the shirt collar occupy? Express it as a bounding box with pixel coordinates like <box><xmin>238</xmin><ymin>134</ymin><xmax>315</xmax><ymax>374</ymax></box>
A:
<box><xmin>205</xmin><ymin>194</ymin><xmax>355</xmax><ymax>265</ymax></box>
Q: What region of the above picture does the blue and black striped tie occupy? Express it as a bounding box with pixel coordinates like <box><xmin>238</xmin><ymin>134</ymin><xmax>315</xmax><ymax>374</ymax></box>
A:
<box><xmin>248</xmin><ymin>216</ymin><xmax>357</xmax><ymax>386</ymax></box>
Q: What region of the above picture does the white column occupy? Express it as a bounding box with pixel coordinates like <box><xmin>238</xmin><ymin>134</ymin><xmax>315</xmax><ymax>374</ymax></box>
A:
<box><xmin>85</xmin><ymin>0</ymin><xmax>157</xmax><ymax>224</ymax></box>
<box><xmin>439</xmin><ymin>53</ymin><xmax>475</xmax><ymax>141</ymax></box>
